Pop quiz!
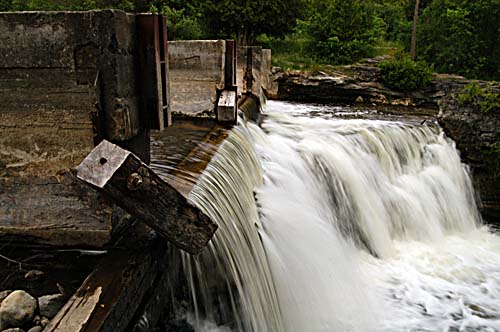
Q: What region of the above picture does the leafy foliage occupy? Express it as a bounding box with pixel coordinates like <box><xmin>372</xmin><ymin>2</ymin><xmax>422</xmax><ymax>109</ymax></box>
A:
<box><xmin>1</xmin><ymin>0</ymin><xmax>500</xmax><ymax>80</ymax></box>
<box><xmin>201</xmin><ymin>0</ymin><xmax>306</xmax><ymax>45</ymax></box>
<box><xmin>150</xmin><ymin>1</ymin><xmax>204</xmax><ymax>40</ymax></box>
<box><xmin>1</xmin><ymin>0</ymin><xmax>135</xmax><ymax>11</ymax></box>
<box><xmin>419</xmin><ymin>0</ymin><xmax>500</xmax><ymax>80</ymax></box>
<box><xmin>297</xmin><ymin>0</ymin><xmax>376</xmax><ymax>64</ymax></box>
<box><xmin>457</xmin><ymin>83</ymin><xmax>500</xmax><ymax>113</ymax></box>
<box><xmin>379</xmin><ymin>54</ymin><xmax>432</xmax><ymax>91</ymax></box>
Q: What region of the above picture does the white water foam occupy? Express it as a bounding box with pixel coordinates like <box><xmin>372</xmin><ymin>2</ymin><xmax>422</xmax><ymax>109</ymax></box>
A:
<box><xmin>186</xmin><ymin>100</ymin><xmax>500</xmax><ymax>332</ymax></box>
<box><xmin>253</xmin><ymin>101</ymin><xmax>499</xmax><ymax>332</ymax></box>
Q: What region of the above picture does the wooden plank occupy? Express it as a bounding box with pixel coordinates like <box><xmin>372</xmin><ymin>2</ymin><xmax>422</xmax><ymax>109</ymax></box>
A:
<box><xmin>216</xmin><ymin>90</ymin><xmax>237</xmax><ymax>124</ymax></box>
<box><xmin>43</xmin><ymin>242</ymin><xmax>165</xmax><ymax>332</ymax></box>
<box><xmin>150</xmin><ymin>119</ymin><xmax>229</xmax><ymax>196</ymax></box>
<box><xmin>74</xmin><ymin>140</ymin><xmax>218</xmax><ymax>254</ymax></box>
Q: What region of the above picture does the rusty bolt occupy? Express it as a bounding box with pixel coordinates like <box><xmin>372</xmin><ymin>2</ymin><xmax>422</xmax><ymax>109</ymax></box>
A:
<box><xmin>127</xmin><ymin>173</ymin><xmax>143</xmax><ymax>191</ymax></box>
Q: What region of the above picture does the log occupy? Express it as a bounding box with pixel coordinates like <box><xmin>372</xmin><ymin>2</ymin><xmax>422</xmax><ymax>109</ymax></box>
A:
<box><xmin>74</xmin><ymin>140</ymin><xmax>217</xmax><ymax>254</ymax></box>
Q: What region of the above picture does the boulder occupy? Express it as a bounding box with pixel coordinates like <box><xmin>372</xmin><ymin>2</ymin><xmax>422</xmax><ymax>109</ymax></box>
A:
<box><xmin>38</xmin><ymin>294</ymin><xmax>65</xmax><ymax>318</ymax></box>
<box><xmin>0</xmin><ymin>290</ymin><xmax>37</xmax><ymax>330</ymax></box>
<box><xmin>0</xmin><ymin>290</ymin><xmax>13</xmax><ymax>303</ymax></box>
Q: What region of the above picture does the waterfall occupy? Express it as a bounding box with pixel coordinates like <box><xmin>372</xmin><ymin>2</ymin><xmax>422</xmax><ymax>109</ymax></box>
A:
<box><xmin>176</xmin><ymin>100</ymin><xmax>500</xmax><ymax>332</ymax></box>
<box><xmin>185</xmin><ymin>121</ymin><xmax>284</xmax><ymax>332</ymax></box>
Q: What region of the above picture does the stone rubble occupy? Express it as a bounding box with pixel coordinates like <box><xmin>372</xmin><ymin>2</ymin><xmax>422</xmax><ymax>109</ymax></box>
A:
<box><xmin>0</xmin><ymin>289</ymin><xmax>66</xmax><ymax>332</ymax></box>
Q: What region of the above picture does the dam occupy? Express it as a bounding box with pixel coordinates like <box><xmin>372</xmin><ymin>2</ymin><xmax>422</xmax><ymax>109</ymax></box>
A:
<box><xmin>0</xmin><ymin>9</ymin><xmax>499</xmax><ymax>332</ymax></box>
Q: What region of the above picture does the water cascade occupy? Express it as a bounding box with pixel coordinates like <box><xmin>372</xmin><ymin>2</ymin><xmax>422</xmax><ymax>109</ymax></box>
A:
<box><xmin>185</xmin><ymin>122</ymin><xmax>284</xmax><ymax>332</ymax></box>
<box><xmin>167</xmin><ymin>101</ymin><xmax>500</xmax><ymax>332</ymax></box>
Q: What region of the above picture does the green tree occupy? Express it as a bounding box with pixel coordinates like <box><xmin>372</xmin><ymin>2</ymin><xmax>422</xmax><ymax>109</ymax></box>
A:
<box><xmin>299</xmin><ymin>0</ymin><xmax>376</xmax><ymax>64</ymax></box>
<box><xmin>371</xmin><ymin>0</ymin><xmax>410</xmax><ymax>42</ymax></box>
<box><xmin>1</xmin><ymin>0</ymin><xmax>134</xmax><ymax>11</ymax></box>
<box><xmin>419</xmin><ymin>0</ymin><xmax>500</xmax><ymax>80</ymax></box>
<box><xmin>201</xmin><ymin>0</ymin><xmax>306</xmax><ymax>45</ymax></box>
<box><xmin>150</xmin><ymin>0</ymin><xmax>204</xmax><ymax>40</ymax></box>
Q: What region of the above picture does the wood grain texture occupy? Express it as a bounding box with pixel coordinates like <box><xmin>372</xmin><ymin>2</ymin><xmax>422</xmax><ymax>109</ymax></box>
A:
<box><xmin>44</xmin><ymin>242</ymin><xmax>166</xmax><ymax>332</ymax></box>
<box><xmin>75</xmin><ymin>141</ymin><xmax>218</xmax><ymax>254</ymax></box>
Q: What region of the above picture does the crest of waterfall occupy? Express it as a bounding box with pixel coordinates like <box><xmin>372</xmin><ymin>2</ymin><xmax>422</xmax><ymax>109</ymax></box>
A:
<box><xmin>186</xmin><ymin>121</ymin><xmax>284</xmax><ymax>332</ymax></box>
<box><xmin>256</xmin><ymin>113</ymin><xmax>481</xmax><ymax>259</ymax></box>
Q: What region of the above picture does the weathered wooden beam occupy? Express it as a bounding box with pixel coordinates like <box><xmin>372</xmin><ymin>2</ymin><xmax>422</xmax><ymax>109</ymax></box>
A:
<box><xmin>43</xmin><ymin>242</ymin><xmax>166</xmax><ymax>332</ymax></box>
<box><xmin>74</xmin><ymin>140</ymin><xmax>217</xmax><ymax>254</ymax></box>
<box><xmin>216</xmin><ymin>90</ymin><xmax>237</xmax><ymax>124</ymax></box>
<box><xmin>136</xmin><ymin>14</ymin><xmax>170</xmax><ymax>131</ymax></box>
<box><xmin>224</xmin><ymin>40</ymin><xmax>237</xmax><ymax>90</ymax></box>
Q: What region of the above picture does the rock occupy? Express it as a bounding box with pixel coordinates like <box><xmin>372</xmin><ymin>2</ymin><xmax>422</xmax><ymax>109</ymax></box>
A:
<box><xmin>0</xmin><ymin>290</ymin><xmax>37</xmax><ymax>330</ymax></box>
<box><xmin>2</xmin><ymin>328</ymin><xmax>25</xmax><ymax>332</ymax></box>
<box><xmin>38</xmin><ymin>294</ymin><xmax>65</xmax><ymax>318</ymax></box>
<box><xmin>28</xmin><ymin>326</ymin><xmax>43</xmax><ymax>332</ymax></box>
<box><xmin>40</xmin><ymin>317</ymin><xmax>50</xmax><ymax>328</ymax></box>
<box><xmin>32</xmin><ymin>316</ymin><xmax>41</xmax><ymax>326</ymax></box>
<box><xmin>24</xmin><ymin>270</ymin><xmax>45</xmax><ymax>281</ymax></box>
<box><xmin>438</xmin><ymin>82</ymin><xmax>500</xmax><ymax>223</ymax></box>
<box><xmin>355</xmin><ymin>96</ymin><xmax>364</xmax><ymax>103</ymax></box>
<box><xmin>0</xmin><ymin>290</ymin><xmax>13</xmax><ymax>303</ymax></box>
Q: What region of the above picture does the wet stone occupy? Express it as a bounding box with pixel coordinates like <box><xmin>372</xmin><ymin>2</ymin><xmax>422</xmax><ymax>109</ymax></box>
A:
<box><xmin>0</xmin><ymin>290</ymin><xmax>37</xmax><ymax>330</ymax></box>
<box><xmin>40</xmin><ymin>317</ymin><xmax>49</xmax><ymax>328</ymax></box>
<box><xmin>0</xmin><ymin>290</ymin><xmax>13</xmax><ymax>303</ymax></box>
<box><xmin>38</xmin><ymin>294</ymin><xmax>65</xmax><ymax>318</ymax></box>
<box><xmin>27</xmin><ymin>326</ymin><xmax>43</xmax><ymax>332</ymax></box>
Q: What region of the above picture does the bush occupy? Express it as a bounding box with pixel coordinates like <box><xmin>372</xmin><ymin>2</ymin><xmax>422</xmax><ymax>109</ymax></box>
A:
<box><xmin>379</xmin><ymin>55</ymin><xmax>432</xmax><ymax>91</ymax></box>
<box><xmin>457</xmin><ymin>83</ymin><xmax>500</xmax><ymax>113</ymax></box>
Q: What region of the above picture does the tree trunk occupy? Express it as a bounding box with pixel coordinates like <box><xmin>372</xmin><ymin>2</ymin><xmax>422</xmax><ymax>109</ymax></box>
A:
<box><xmin>237</xmin><ymin>30</ymin><xmax>255</xmax><ymax>46</ymax></box>
<box><xmin>410</xmin><ymin>0</ymin><xmax>420</xmax><ymax>60</ymax></box>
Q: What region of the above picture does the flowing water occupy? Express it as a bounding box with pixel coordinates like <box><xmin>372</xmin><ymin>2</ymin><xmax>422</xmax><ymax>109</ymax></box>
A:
<box><xmin>161</xmin><ymin>101</ymin><xmax>500</xmax><ymax>332</ymax></box>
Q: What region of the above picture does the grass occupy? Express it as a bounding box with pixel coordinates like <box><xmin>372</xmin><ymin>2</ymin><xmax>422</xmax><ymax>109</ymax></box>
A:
<box><xmin>267</xmin><ymin>38</ymin><xmax>405</xmax><ymax>73</ymax></box>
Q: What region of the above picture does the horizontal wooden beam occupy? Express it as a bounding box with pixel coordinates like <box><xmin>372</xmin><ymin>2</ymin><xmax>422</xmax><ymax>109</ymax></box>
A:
<box><xmin>74</xmin><ymin>140</ymin><xmax>217</xmax><ymax>254</ymax></box>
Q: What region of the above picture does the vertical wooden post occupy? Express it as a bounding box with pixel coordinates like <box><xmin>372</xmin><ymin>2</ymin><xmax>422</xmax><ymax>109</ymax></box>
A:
<box><xmin>159</xmin><ymin>15</ymin><xmax>171</xmax><ymax>127</ymax></box>
<box><xmin>224</xmin><ymin>40</ymin><xmax>236</xmax><ymax>90</ymax></box>
<box><xmin>136</xmin><ymin>14</ymin><xmax>171</xmax><ymax>131</ymax></box>
<box><xmin>216</xmin><ymin>40</ymin><xmax>238</xmax><ymax>124</ymax></box>
<box><xmin>245</xmin><ymin>47</ymin><xmax>254</xmax><ymax>93</ymax></box>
